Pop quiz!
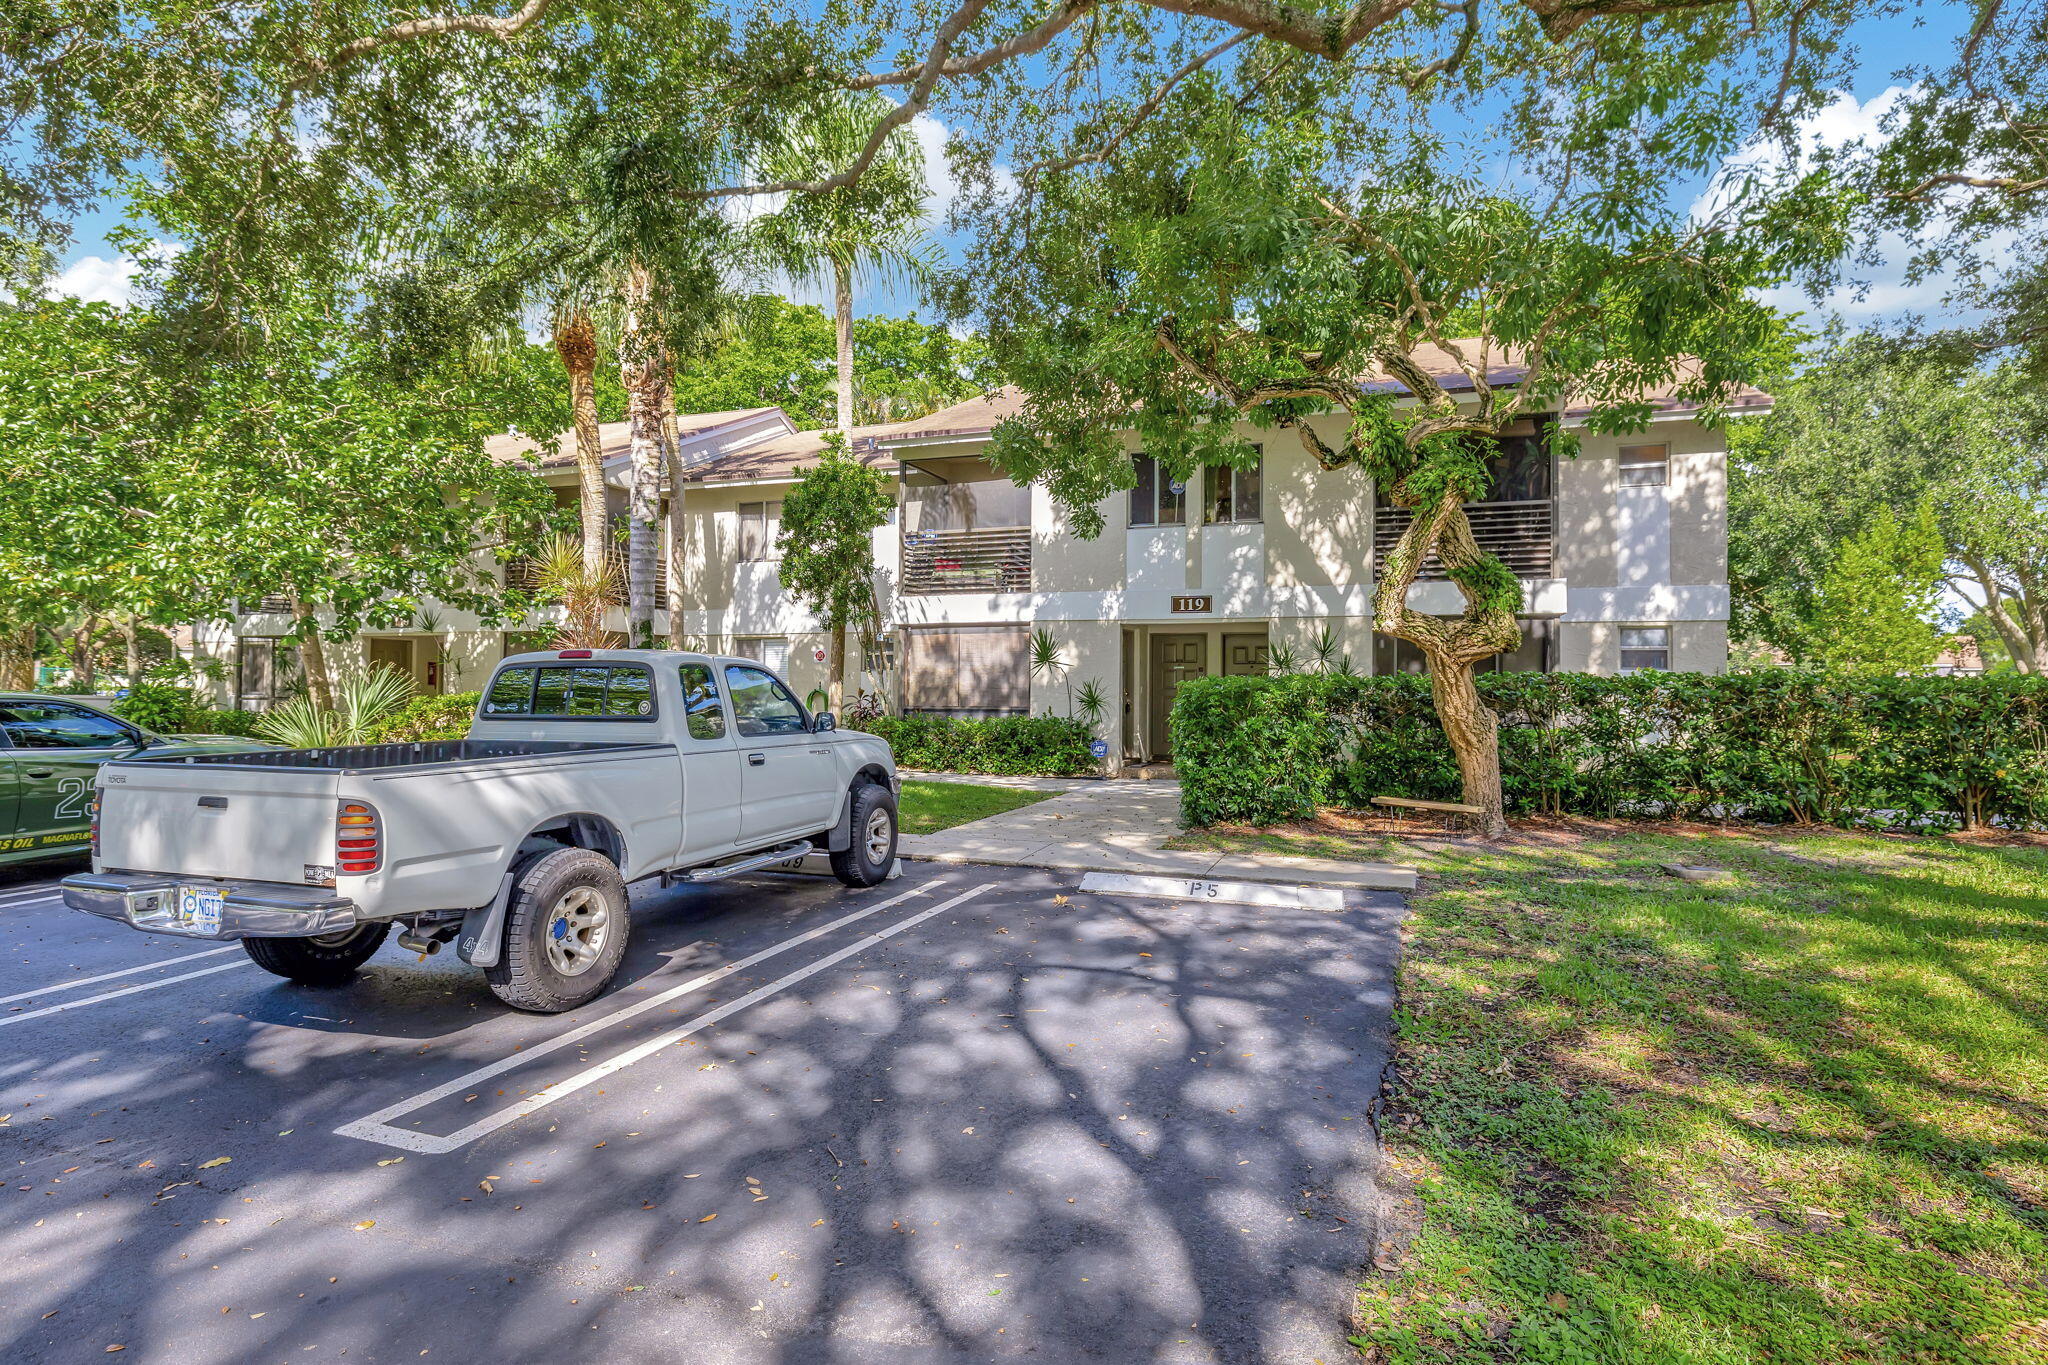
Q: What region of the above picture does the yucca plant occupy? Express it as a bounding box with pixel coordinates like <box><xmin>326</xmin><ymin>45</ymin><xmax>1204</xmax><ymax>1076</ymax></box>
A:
<box><xmin>1266</xmin><ymin>640</ymin><xmax>1300</xmax><ymax>675</ymax></box>
<box><xmin>531</xmin><ymin>533</ymin><xmax>617</xmax><ymax>649</ymax></box>
<box><xmin>1074</xmin><ymin>677</ymin><xmax>1109</xmax><ymax>727</ymax></box>
<box><xmin>1029</xmin><ymin>627</ymin><xmax>1075</xmax><ymax>715</ymax></box>
<box><xmin>252</xmin><ymin>693</ymin><xmax>340</xmax><ymax>748</ymax></box>
<box><xmin>254</xmin><ymin>666</ymin><xmax>415</xmax><ymax>748</ymax></box>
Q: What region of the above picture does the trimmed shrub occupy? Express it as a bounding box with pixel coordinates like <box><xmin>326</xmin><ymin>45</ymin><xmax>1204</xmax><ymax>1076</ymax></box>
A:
<box><xmin>111</xmin><ymin>682</ymin><xmax>197</xmax><ymax>733</ymax></box>
<box><xmin>187</xmin><ymin>708</ymin><xmax>265</xmax><ymax>738</ymax></box>
<box><xmin>362</xmin><ymin>692</ymin><xmax>483</xmax><ymax>743</ymax></box>
<box><xmin>1173</xmin><ymin>670</ymin><xmax>2048</xmax><ymax>832</ymax></box>
<box><xmin>862</xmin><ymin>713</ymin><xmax>1096</xmax><ymax>777</ymax></box>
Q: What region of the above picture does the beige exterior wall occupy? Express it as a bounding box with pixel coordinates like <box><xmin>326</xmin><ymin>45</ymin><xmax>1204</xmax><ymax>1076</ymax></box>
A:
<box><xmin>1667</xmin><ymin>426</ymin><xmax>1729</xmax><ymax>588</ymax></box>
<box><xmin>1555</xmin><ymin>436</ymin><xmax>1620</xmax><ymax>590</ymax></box>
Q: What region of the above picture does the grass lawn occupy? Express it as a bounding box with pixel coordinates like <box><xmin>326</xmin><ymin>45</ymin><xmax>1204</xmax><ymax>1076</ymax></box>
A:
<box><xmin>1200</xmin><ymin>817</ymin><xmax>2048</xmax><ymax>1363</ymax></box>
<box><xmin>896</xmin><ymin>778</ymin><xmax>1058</xmax><ymax>835</ymax></box>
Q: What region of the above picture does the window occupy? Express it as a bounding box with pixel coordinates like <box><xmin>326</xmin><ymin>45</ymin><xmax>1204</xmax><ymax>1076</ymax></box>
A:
<box><xmin>1204</xmin><ymin>454</ymin><xmax>1263</xmax><ymax>524</ymax></box>
<box><xmin>0</xmin><ymin>701</ymin><xmax>137</xmax><ymax>749</ymax></box>
<box><xmin>725</xmin><ymin>665</ymin><xmax>809</xmax><ymax>736</ymax></box>
<box><xmin>477</xmin><ymin>663</ymin><xmax>656</xmax><ymax>719</ymax></box>
<box><xmin>678</xmin><ymin>664</ymin><xmax>728</xmax><ymax>741</ymax></box>
<box><xmin>1619</xmin><ymin>443</ymin><xmax>1669</xmax><ymax>488</ymax></box>
<box><xmin>900</xmin><ymin>625</ymin><xmax>1030</xmax><ymax>716</ymax></box>
<box><xmin>238</xmin><ymin>639</ymin><xmax>300</xmax><ymax>699</ymax></box>
<box><xmin>739</xmin><ymin>501</ymin><xmax>783</xmax><ymax>561</ymax></box>
<box><xmin>1374</xmin><ymin>621</ymin><xmax>1553</xmax><ymax>676</ymax></box>
<box><xmin>1129</xmin><ymin>455</ymin><xmax>1186</xmax><ymax>527</ymax></box>
<box><xmin>734</xmin><ymin>636</ymin><xmax>789</xmax><ymax>676</ymax></box>
<box><xmin>1620</xmin><ymin>626</ymin><xmax>1670</xmax><ymax>672</ymax></box>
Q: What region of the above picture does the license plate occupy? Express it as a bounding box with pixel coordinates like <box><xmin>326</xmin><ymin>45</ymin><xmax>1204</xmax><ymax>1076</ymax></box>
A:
<box><xmin>175</xmin><ymin>885</ymin><xmax>225</xmax><ymax>935</ymax></box>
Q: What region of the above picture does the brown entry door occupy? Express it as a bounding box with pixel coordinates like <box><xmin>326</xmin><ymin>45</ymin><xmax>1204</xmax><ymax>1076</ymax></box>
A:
<box><xmin>1222</xmin><ymin>632</ymin><xmax>1270</xmax><ymax>676</ymax></box>
<box><xmin>1148</xmin><ymin>634</ymin><xmax>1208</xmax><ymax>756</ymax></box>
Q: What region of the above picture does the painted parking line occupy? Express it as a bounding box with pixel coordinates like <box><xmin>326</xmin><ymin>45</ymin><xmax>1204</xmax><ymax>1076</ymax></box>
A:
<box><xmin>337</xmin><ymin>879</ymin><xmax>990</xmax><ymax>1154</ymax></box>
<box><xmin>0</xmin><ymin>958</ymin><xmax>253</xmax><ymax>1028</ymax></box>
<box><xmin>1078</xmin><ymin>871</ymin><xmax>1349</xmax><ymax>910</ymax></box>
<box><xmin>0</xmin><ymin>945</ymin><xmax>243</xmax><ymax>1006</ymax></box>
<box><xmin>0</xmin><ymin>885</ymin><xmax>63</xmax><ymax>908</ymax></box>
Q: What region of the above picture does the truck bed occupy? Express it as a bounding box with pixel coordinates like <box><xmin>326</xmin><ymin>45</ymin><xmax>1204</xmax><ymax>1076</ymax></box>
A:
<box><xmin>123</xmin><ymin>738</ymin><xmax>669</xmax><ymax>775</ymax></box>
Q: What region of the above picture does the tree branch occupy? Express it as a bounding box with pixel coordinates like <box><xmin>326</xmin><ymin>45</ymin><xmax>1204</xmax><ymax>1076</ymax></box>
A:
<box><xmin>1889</xmin><ymin>171</ymin><xmax>2048</xmax><ymax>202</ymax></box>
<box><xmin>1019</xmin><ymin>31</ymin><xmax>1252</xmax><ymax>183</ymax></box>
<box><xmin>299</xmin><ymin>0</ymin><xmax>562</xmax><ymax>84</ymax></box>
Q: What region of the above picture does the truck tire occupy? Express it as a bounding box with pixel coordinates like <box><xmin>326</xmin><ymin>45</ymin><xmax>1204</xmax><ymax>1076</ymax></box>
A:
<box><xmin>486</xmin><ymin>847</ymin><xmax>630</xmax><ymax>1013</ymax></box>
<box><xmin>242</xmin><ymin>922</ymin><xmax>390</xmax><ymax>986</ymax></box>
<box><xmin>830</xmin><ymin>783</ymin><xmax>897</xmax><ymax>888</ymax></box>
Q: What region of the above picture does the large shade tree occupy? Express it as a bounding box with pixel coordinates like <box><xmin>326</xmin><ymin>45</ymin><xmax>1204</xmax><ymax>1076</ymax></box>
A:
<box><xmin>952</xmin><ymin>93</ymin><xmax>1815</xmax><ymax>836</ymax></box>
<box><xmin>1730</xmin><ymin>334</ymin><xmax>2048</xmax><ymax>673</ymax></box>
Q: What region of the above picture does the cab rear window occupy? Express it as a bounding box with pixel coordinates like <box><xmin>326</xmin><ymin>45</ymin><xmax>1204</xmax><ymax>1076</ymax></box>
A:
<box><xmin>479</xmin><ymin>664</ymin><xmax>657</xmax><ymax>720</ymax></box>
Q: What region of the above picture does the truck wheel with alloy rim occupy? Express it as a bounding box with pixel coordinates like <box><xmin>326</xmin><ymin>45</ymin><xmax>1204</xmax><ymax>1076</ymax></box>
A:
<box><xmin>486</xmin><ymin>846</ymin><xmax>630</xmax><ymax>1012</ymax></box>
<box><xmin>242</xmin><ymin>922</ymin><xmax>391</xmax><ymax>985</ymax></box>
<box><xmin>830</xmin><ymin>783</ymin><xmax>898</xmax><ymax>887</ymax></box>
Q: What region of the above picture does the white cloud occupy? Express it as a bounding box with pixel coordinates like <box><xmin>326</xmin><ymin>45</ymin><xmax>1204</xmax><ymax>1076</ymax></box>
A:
<box><xmin>49</xmin><ymin>254</ymin><xmax>146</xmax><ymax>306</ymax></box>
<box><xmin>1692</xmin><ymin>87</ymin><xmax>1999</xmax><ymax>330</ymax></box>
<box><xmin>46</xmin><ymin>243</ymin><xmax>183</xmax><ymax>309</ymax></box>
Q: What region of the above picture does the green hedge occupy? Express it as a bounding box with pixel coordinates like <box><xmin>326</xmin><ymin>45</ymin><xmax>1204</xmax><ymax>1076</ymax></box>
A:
<box><xmin>861</xmin><ymin>713</ymin><xmax>1096</xmax><ymax>777</ymax></box>
<box><xmin>362</xmin><ymin>692</ymin><xmax>483</xmax><ymax>743</ymax></box>
<box><xmin>188</xmin><ymin>707</ymin><xmax>265</xmax><ymax>738</ymax></box>
<box><xmin>1172</xmin><ymin>671</ymin><xmax>2048</xmax><ymax>832</ymax></box>
<box><xmin>111</xmin><ymin>681</ymin><xmax>197</xmax><ymax>733</ymax></box>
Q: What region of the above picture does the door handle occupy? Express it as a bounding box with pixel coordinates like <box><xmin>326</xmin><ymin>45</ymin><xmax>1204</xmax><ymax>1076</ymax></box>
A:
<box><xmin>26</xmin><ymin>769</ymin><xmax>55</xmax><ymax>779</ymax></box>
<box><xmin>747</xmin><ymin>752</ymin><xmax>766</xmax><ymax>767</ymax></box>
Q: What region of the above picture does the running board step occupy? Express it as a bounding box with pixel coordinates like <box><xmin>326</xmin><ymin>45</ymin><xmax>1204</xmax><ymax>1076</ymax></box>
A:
<box><xmin>677</xmin><ymin>841</ymin><xmax>814</xmax><ymax>884</ymax></box>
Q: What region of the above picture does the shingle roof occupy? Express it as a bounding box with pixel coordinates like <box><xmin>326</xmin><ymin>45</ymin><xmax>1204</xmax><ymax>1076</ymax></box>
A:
<box><xmin>486</xmin><ymin>407</ymin><xmax>784</xmax><ymax>471</ymax></box>
<box><xmin>871</xmin><ymin>349</ymin><xmax>1773</xmax><ymax>443</ymax></box>
<box><xmin>679</xmin><ymin>424</ymin><xmax>901</xmax><ymax>485</ymax></box>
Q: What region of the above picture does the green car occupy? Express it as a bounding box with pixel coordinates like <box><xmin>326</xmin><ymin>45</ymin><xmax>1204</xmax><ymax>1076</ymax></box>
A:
<box><xmin>0</xmin><ymin>695</ymin><xmax>269</xmax><ymax>868</ymax></box>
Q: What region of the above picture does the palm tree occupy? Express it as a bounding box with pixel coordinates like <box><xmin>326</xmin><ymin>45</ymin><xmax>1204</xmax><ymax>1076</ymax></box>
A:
<box><xmin>748</xmin><ymin>92</ymin><xmax>937</xmax><ymax>439</ymax></box>
<box><xmin>747</xmin><ymin>92</ymin><xmax>934</xmax><ymax>704</ymax></box>
<box><xmin>551</xmin><ymin>305</ymin><xmax>610</xmax><ymax>576</ymax></box>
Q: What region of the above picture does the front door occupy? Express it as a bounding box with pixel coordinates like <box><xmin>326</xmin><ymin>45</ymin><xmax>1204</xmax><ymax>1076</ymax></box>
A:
<box><xmin>1147</xmin><ymin>634</ymin><xmax>1208</xmax><ymax>758</ymax></box>
<box><xmin>1222</xmin><ymin>632</ymin><xmax>1270</xmax><ymax>676</ymax></box>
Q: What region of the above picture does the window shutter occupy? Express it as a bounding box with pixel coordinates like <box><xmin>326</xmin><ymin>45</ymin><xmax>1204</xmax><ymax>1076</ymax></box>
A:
<box><xmin>901</xmin><ymin>625</ymin><xmax>1029</xmax><ymax>714</ymax></box>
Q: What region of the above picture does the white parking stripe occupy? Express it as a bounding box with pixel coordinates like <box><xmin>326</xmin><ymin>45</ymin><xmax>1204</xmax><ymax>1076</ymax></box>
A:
<box><xmin>337</xmin><ymin>879</ymin><xmax>987</xmax><ymax>1154</ymax></box>
<box><xmin>0</xmin><ymin>959</ymin><xmax>251</xmax><ymax>1028</ymax></box>
<box><xmin>0</xmin><ymin>886</ymin><xmax>61</xmax><ymax>907</ymax></box>
<box><xmin>0</xmin><ymin>945</ymin><xmax>242</xmax><ymax>1006</ymax></box>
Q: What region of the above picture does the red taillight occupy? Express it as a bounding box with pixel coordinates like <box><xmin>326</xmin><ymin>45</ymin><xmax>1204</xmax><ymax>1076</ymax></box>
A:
<box><xmin>89</xmin><ymin>790</ymin><xmax>100</xmax><ymax>859</ymax></box>
<box><xmin>558</xmin><ymin>649</ymin><xmax>593</xmax><ymax>659</ymax></box>
<box><xmin>336</xmin><ymin>801</ymin><xmax>382</xmax><ymax>875</ymax></box>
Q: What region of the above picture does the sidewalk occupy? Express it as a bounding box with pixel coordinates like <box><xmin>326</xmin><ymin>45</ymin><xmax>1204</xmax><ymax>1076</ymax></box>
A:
<box><xmin>899</xmin><ymin>774</ymin><xmax>1417</xmax><ymax>892</ymax></box>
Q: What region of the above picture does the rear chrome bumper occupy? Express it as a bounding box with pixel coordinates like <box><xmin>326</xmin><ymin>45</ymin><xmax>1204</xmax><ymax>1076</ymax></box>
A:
<box><xmin>61</xmin><ymin>871</ymin><xmax>360</xmax><ymax>940</ymax></box>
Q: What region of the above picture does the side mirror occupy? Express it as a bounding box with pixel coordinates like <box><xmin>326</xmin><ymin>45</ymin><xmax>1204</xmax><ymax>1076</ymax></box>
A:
<box><xmin>812</xmin><ymin>712</ymin><xmax>837</xmax><ymax>733</ymax></box>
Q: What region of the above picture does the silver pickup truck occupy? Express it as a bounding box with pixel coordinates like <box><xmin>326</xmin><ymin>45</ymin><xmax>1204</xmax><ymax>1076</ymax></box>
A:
<box><xmin>62</xmin><ymin>649</ymin><xmax>900</xmax><ymax>1012</ymax></box>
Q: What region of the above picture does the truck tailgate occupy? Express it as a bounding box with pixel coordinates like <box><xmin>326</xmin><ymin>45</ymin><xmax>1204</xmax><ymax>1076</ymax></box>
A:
<box><xmin>98</xmin><ymin>762</ymin><xmax>342</xmax><ymax>884</ymax></box>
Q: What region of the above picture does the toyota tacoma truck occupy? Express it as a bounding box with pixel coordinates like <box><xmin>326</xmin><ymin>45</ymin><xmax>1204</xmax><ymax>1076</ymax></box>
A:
<box><xmin>62</xmin><ymin>650</ymin><xmax>900</xmax><ymax>1012</ymax></box>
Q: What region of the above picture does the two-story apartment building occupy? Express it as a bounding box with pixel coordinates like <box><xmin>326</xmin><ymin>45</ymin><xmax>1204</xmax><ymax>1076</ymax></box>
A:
<box><xmin>199</xmin><ymin>349</ymin><xmax>1766</xmax><ymax>773</ymax></box>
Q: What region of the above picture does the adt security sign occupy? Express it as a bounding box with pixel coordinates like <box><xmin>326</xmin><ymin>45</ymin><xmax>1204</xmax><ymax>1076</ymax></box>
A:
<box><xmin>1089</xmin><ymin>739</ymin><xmax>1109</xmax><ymax>759</ymax></box>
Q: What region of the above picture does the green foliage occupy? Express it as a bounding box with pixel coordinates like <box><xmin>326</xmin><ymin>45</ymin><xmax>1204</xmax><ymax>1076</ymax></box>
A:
<box><xmin>1173</xmin><ymin>671</ymin><xmax>2048</xmax><ymax>832</ymax></box>
<box><xmin>255</xmin><ymin>665</ymin><xmax>415</xmax><ymax>747</ymax></box>
<box><xmin>1808</xmin><ymin>504</ymin><xmax>1946</xmax><ymax>673</ymax></box>
<box><xmin>362</xmin><ymin>692</ymin><xmax>483</xmax><ymax>744</ymax></box>
<box><xmin>775</xmin><ymin>439</ymin><xmax>893</xmax><ymax>631</ymax></box>
<box><xmin>188</xmin><ymin>708</ymin><xmax>264</xmax><ymax>738</ymax></box>
<box><xmin>112</xmin><ymin>682</ymin><xmax>197</xmax><ymax>733</ymax></box>
<box><xmin>863</xmin><ymin>714</ymin><xmax>1096</xmax><ymax>778</ymax></box>
<box><xmin>1729</xmin><ymin>335</ymin><xmax>2047</xmax><ymax>671</ymax></box>
<box><xmin>675</xmin><ymin>297</ymin><xmax>989</xmax><ymax>429</ymax></box>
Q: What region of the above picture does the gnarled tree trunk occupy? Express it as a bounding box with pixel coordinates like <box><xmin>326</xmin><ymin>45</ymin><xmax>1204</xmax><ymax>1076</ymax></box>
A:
<box><xmin>553</xmin><ymin>310</ymin><xmax>608</xmax><ymax>578</ymax></box>
<box><xmin>1371</xmin><ymin>485</ymin><xmax>1522</xmax><ymax>841</ymax></box>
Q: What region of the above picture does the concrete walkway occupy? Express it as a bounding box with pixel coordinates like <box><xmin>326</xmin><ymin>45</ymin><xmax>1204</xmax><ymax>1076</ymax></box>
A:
<box><xmin>899</xmin><ymin>774</ymin><xmax>1418</xmax><ymax>891</ymax></box>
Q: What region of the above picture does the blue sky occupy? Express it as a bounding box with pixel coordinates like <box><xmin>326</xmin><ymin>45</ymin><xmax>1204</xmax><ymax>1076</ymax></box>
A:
<box><xmin>50</xmin><ymin>4</ymin><xmax>1979</xmax><ymax>337</ymax></box>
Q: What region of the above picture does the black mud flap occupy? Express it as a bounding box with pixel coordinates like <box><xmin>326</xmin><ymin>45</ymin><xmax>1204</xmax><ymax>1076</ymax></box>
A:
<box><xmin>456</xmin><ymin>872</ymin><xmax>519</xmax><ymax>968</ymax></box>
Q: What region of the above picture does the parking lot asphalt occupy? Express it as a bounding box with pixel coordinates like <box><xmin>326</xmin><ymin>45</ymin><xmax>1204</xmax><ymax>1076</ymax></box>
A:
<box><xmin>0</xmin><ymin>854</ymin><xmax>1404</xmax><ymax>1364</ymax></box>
